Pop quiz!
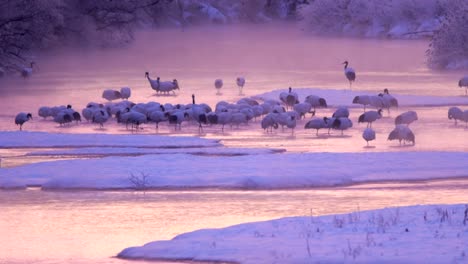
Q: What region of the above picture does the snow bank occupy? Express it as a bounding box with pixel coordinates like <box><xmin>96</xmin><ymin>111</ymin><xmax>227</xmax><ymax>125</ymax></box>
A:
<box><xmin>253</xmin><ymin>88</ymin><xmax>468</xmax><ymax>107</ymax></box>
<box><xmin>300</xmin><ymin>0</ymin><xmax>442</xmax><ymax>39</ymax></box>
<box><xmin>118</xmin><ymin>204</ymin><xmax>468</xmax><ymax>263</ymax></box>
<box><xmin>0</xmin><ymin>131</ymin><xmax>221</xmax><ymax>148</ymax></box>
<box><xmin>26</xmin><ymin>147</ymin><xmax>285</xmax><ymax>156</ymax></box>
<box><xmin>1</xmin><ymin>152</ymin><xmax>467</xmax><ymax>189</ymax></box>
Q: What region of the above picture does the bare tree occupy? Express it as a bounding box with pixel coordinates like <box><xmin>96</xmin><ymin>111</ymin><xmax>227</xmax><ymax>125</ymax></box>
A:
<box><xmin>0</xmin><ymin>0</ymin><xmax>315</xmax><ymax>75</ymax></box>
<box><xmin>427</xmin><ymin>0</ymin><xmax>468</xmax><ymax>69</ymax></box>
<box><xmin>0</xmin><ymin>0</ymin><xmax>65</xmax><ymax>73</ymax></box>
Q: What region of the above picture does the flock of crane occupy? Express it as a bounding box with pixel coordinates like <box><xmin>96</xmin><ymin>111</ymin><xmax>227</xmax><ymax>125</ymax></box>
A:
<box><xmin>11</xmin><ymin>61</ymin><xmax>468</xmax><ymax>147</ymax></box>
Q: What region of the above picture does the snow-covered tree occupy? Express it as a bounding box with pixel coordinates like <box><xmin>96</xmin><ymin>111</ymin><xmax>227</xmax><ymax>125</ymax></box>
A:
<box><xmin>2</xmin><ymin>0</ymin><xmax>466</xmax><ymax>72</ymax></box>
<box><xmin>0</xmin><ymin>0</ymin><xmax>65</xmax><ymax>73</ymax></box>
<box><xmin>299</xmin><ymin>0</ymin><xmax>444</xmax><ymax>38</ymax></box>
<box><xmin>427</xmin><ymin>0</ymin><xmax>468</xmax><ymax>69</ymax></box>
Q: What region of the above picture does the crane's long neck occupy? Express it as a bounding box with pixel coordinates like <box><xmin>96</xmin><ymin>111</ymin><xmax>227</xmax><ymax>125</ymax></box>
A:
<box><xmin>344</xmin><ymin>62</ymin><xmax>348</xmax><ymax>70</ymax></box>
<box><xmin>146</xmin><ymin>73</ymin><xmax>152</xmax><ymax>82</ymax></box>
<box><xmin>192</xmin><ymin>94</ymin><xmax>195</xmax><ymax>105</ymax></box>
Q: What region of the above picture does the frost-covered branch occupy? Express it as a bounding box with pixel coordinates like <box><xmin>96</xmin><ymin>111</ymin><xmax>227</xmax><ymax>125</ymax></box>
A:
<box><xmin>427</xmin><ymin>0</ymin><xmax>468</xmax><ymax>69</ymax></box>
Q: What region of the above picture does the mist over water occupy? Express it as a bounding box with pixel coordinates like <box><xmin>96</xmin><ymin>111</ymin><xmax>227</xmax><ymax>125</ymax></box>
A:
<box><xmin>0</xmin><ymin>23</ymin><xmax>467</xmax><ymax>264</ymax></box>
<box><xmin>0</xmin><ymin>23</ymin><xmax>464</xmax><ymax>110</ymax></box>
<box><xmin>0</xmin><ymin>24</ymin><xmax>466</xmax><ymax>154</ymax></box>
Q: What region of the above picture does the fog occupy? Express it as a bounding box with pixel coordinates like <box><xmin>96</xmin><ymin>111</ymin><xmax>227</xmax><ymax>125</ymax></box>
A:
<box><xmin>0</xmin><ymin>24</ymin><xmax>465</xmax><ymax>142</ymax></box>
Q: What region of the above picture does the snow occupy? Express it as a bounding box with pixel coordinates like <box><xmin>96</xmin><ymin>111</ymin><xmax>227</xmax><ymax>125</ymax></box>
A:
<box><xmin>118</xmin><ymin>204</ymin><xmax>468</xmax><ymax>263</ymax></box>
<box><xmin>253</xmin><ymin>88</ymin><xmax>468</xmax><ymax>108</ymax></box>
<box><xmin>1</xmin><ymin>151</ymin><xmax>467</xmax><ymax>189</ymax></box>
<box><xmin>387</xmin><ymin>23</ymin><xmax>412</xmax><ymax>38</ymax></box>
<box><xmin>199</xmin><ymin>3</ymin><xmax>227</xmax><ymax>24</ymax></box>
<box><xmin>26</xmin><ymin>147</ymin><xmax>285</xmax><ymax>157</ymax></box>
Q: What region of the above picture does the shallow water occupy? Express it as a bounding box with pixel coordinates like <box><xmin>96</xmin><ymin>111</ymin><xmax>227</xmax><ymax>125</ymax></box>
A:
<box><xmin>0</xmin><ymin>25</ymin><xmax>466</xmax><ymax>108</ymax></box>
<box><xmin>1</xmin><ymin>179</ymin><xmax>468</xmax><ymax>264</ymax></box>
<box><xmin>0</xmin><ymin>24</ymin><xmax>467</xmax><ymax>263</ymax></box>
<box><xmin>0</xmin><ymin>25</ymin><xmax>466</xmax><ymax>154</ymax></box>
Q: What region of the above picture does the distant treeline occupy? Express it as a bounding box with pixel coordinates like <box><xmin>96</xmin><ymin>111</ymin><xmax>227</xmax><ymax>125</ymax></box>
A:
<box><xmin>0</xmin><ymin>0</ymin><xmax>467</xmax><ymax>73</ymax></box>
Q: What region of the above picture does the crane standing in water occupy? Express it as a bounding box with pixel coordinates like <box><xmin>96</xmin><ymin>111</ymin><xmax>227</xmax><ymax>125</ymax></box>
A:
<box><xmin>343</xmin><ymin>61</ymin><xmax>356</xmax><ymax>89</ymax></box>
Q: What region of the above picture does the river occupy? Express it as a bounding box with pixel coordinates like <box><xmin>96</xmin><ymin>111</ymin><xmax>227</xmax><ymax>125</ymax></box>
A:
<box><xmin>0</xmin><ymin>24</ymin><xmax>467</xmax><ymax>263</ymax></box>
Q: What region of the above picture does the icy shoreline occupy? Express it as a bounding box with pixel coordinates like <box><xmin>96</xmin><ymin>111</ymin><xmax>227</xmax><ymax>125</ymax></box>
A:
<box><xmin>118</xmin><ymin>204</ymin><xmax>468</xmax><ymax>263</ymax></box>
<box><xmin>1</xmin><ymin>150</ymin><xmax>467</xmax><ymax>190</ymax></box>
<box><xmin>254</xmin><ymin>88</ymin><xmax>468</xmax><ymax>108</ymax></box>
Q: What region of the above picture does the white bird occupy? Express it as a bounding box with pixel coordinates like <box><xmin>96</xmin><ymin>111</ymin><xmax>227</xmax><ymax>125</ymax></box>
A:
<box><xmin>82</xmin><ymin>104</ymin><xmax>103</xmax><ymax>122</ymax></box>
<box><xmin>92</xmin><ymin>110</ymin><xmax>110</xmax><ymax>128</ymax></box>
<box><xmin>261</xmin><ymin>113</ymin><xmax>279</xmax><ymax>133</ymax></box>
<box><xmin>373</xmin><ymin>89</ymin><xmax>398</xmax><ymax>114</ymax></box>
<box><xmin>102</xmin><ymin>89</ymin><xmax>122</xmax><ymax>101</ymax></box>
<box><xmin>271</xmin><ymin>105</ymin><xmax>286</xmax><ymax>114</ymax></box>
<box><xmin>304</xmin><ymin>95</ymin><xmax>327</xmax><ymax>115</ymax></box>
<box><xmin>21</xmin><ymin>62</ymin><xmax>35</xmax><ymax>78</ymax></box>
<box><xmin>332</xmin><ymin>117</ymin><xmax>353</xmax><ymax>135</ymax></box>
<box><xmin>395</xmin><ymin>111</ymin><xmax>418</xmax><ymax>126</ymax></box>
<box><xmin>145</xmin><ymin>72</ymin><xmax>160</xmax><ymax>91</ymax></box>
<box><xmin>388</xmin><ymin>125</ymin><xmax>415</xmax><ymax>145</ymax></box>
<box><xmin>236</xmin><ymin>77</ymin><xmax>245</xmax><ymax>95</ymax></box>
<box><xmin>251</xmin><ymin>105</ymin><xmax>264</xmax><ymax>120</ymax></box>
<box><xmin>362</xmin><ymin>128</ymin><xmax>376</xmax><ymax>146</ymax></box>
<box><xmin>332</xmin><ymin>107</ymin><xmax>350</xmax><ymax>118</ymax></box>
<box><xmin>127</xmin><ymin>111</ymin><xmax>147</xmax><ymax>131</ymax></box>
<box><xmin>304</xmin><ymin>117</ymin><xmax>330</xmax><ymax>136</ymax></box>
<box><xmin>116</xmin><ymin>108</ymin><xmax>132</xmax><ymax>128</ymax></box>
<box><xmin>279</xmin><ymin>87</ymin><xmax>299</xmax><ymax>110</ymax></box>
<box><xmin>158</xmin><ymin>79</ymin><xmax>180</xmax><ymax>95</ymax></box>
<box><xmin>167</xmin><ymin>110</ymin><xmax>189</xmax><ymax>130</ymax></box>
<box><xmin>263</xmin><ymin>99</ymin><xmax>281</xmax><ymax>107</ymax></box>
<box><xmin>369</xmin><ymin>95</ymin><xmax>384</xmax><ymax>109</ymax></box>
<box><xmin>240</xmin><ymin>107</ymin><xmax>254</xmax><ymax>123</ymax></box>
<box><xmin>214</xmin><ymin>79</ymin><xmax>223</xmax><ymax>95</ymax></box>
<box><xmin>190</xmin><ymin>94</ymin><xmax>209</xmax><ymax>132</ymax></box>
<box><xmin>458</xmin><ymin>76</ymin><xmax>468</xmax><ymax>96</ymax></box>
<box><xmin>38</xmin><ymin>106</ymin><xmax>52</xmax><ymax>119</ymax></box>
<box><xmin>448</xmin><ymin>106</ymin><xmax>463</xmax><ymax>125</ymax></box>
<box><xmin>259</xmin><ymin>103</ymin><xmax>273</xmax><ymax>115</ymax></box>
<box><xmin>378</xmin><ymin>88</ymin><xmax>398</xmax><ymax>107</ymax></box>
<box><xmin>50</xmin><ymin>105</ymin><xmax>72</xmax><ymax>118</ymax></box>
<box><xmin>207</xmin><ymin>111</ymin><xmax>232</xmax><ymax>132</ymax></box>
<box><xmin>120</xmin><ymin>87</ymin><xmax>131</xmax><ymax>100</ymax></box>
<box><xmin>237</xmin><ymin>97</ymin><xmax>259</xmax><ymax>106</ymax></box>
<box><xmin>352</xmin><ymin>95</ymin><xmax>371</xmax><ymax>111</ymax></box>
<box><xmin>82</xmin><ymin>108</ymin><xmax>94</xmax><ymax>122</ymax></box>
<box><xmin>148</xmin><ymin>110</ymin><xmax>167</xmax><ymax>130</ymax></box>
<box><xmin>358</xmin><ymin>109</ymin><xmax>382</xmax><ymax>128</ymax></box>
<box><xmin>15</xmin><ymin>112</ymin><xmax>32</xmax><ymax>130</ymax></box>
<box><xmin>72</xmin><ymin>112</ymin><xmax>81</xmax><ymax>123</ymax></box>
<box><xmin>343</xmin><ymin>61</ymin><xmax>356</xmax><ymax>89</ymax></box>
<box><xmin>54</xmin><ymin>112</ymin><xmax>73</xmax><ymax>126</ymax></box>
<box><xmin>230</xmin><ymin>112</ymin><xmax>248</xmax><ymax>128</ymax></box>
<box><xmin>463</xmin><ymin>110</ymin><xmax>468</xmax><ymax>127</ymax></box>
<box><xmin>275</xmin><ymin>112</ymin><xmax>297</xmax><ymax>134</ymax></box>
<box><xmin>293</xmin><ymin>102</ymin><xmax>312</xmax><ymax>119</ymax></box>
